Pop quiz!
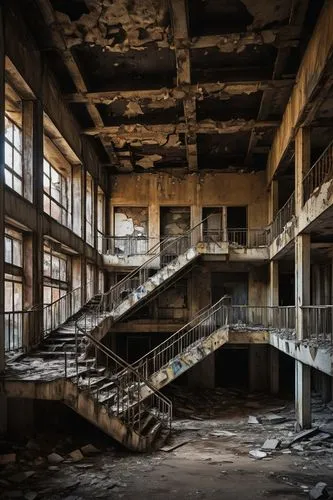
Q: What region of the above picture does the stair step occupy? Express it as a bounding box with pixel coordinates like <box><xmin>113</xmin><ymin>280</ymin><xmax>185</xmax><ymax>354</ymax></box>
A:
<box><xmin>146</xmin><ymin>420</ymin><xmax>162</xmax><ymax>441</ymax></box>
<box><xmin>79</xmin><ymin>376</ymin><xmax>107</xmax><ymax>388</ymax></box>
<box><xmin>92</xmin><ymin>379</ymin><xmax>116</xmax><ymax>393</ymax></box>
<box><xmin>135</xmin><ymin>412</ymin><xmax>154</xmax><ymax>434</ymax></box>
<box><xmin>45</xmin><ymin>336</ymin><xmax>77</xmax><ymax>343</ymax></box>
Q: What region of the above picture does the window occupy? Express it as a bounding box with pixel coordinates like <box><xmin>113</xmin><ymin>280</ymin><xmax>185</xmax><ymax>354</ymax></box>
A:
<box><xmin>86</xmin><ymin>263</ymin><xmax>94</xmax><ymax>300</ymax></box>
<box><xmin>43</xmin><ymin>158</ymin><xmax>71</xmax><ymax>228</ymax></box>
<box><xmin>97</xmin><ymin>188</ymin><xmax>105</xmax><ymax>253</ymax></box>
<box><xmin>98</xmin><ymin>269</ymin><xmax>104</xmax><ymax>293</ymax></box>
<box><xmin>4</xmin><ymin>227</ymin><xmax>24</xmax><ymax>351</ymax></box>
<box><xmin>43</xmin><ymin>246</ymin><xmax>69</xmax><ymax>305</ymax></box>
<box><xmin>86</xmin><ymin>173</ymin><xmax>94</xmax><ymax>245</ymax></box>
<box><xmin>5</xmin><ymin>228</ymin><xmax>23</xmax><ymax>268</ymax></box>
<box><xmin>5</xmin><ymin>115</ymin><xmax>23</xmax><ymax>195</ymax></box>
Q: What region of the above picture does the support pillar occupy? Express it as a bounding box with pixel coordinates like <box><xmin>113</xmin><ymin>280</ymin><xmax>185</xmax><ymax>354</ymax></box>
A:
<box><xmin>295</xmin><ymin>128</ymin><xmax>310</xmax><ymax>214</ymax></box>
<box><xmin>148</xmin><ymin>176</ymin><xmax>160</xmax><ymax>251</ymax></box>
<box><xmin>295</xmin><ymin>234</ymin><xmax>311</xmax><ymax>340</ymax></box>
<box><xmin>188</xmin><ymin>354</ymin><xmax>215</xmax><ymax>389</ymax></box>
<box><xmin>295</xmin><ymin>360</ymin><xmax>311</xmax><ymax>430</ymax></box>
<box><xmin>268</xmin><ymin>180</ymin><xmax>279</xmax><ymax>223</ymax></box>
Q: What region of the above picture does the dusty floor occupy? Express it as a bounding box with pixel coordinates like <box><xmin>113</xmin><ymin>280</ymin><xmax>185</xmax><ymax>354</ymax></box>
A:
<box><xmin>1</xmin><ymin>388</ymin><xmax>333</xmax><ymax>499</ymax></box>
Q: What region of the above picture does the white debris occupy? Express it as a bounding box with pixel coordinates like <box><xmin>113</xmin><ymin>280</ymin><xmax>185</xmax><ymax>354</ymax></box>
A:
<box><xmin>249</xmin><ymin>449</ymin><xmax>267</xmax><ymax>459</ymax></box>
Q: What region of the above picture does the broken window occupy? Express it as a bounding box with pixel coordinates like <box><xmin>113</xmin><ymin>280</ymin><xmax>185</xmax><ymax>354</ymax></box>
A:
<box><xmin>113</xmin><ymin>207</ymin><xmax>148</xmax><ymax>255</ymax></box>
<box><xmin>43</xmin><ymin>158</ymin><xmax>72</xmax><ymax>228</ymax></box>
<box><xmin>5</xmin><ymin>115</ymin><xmax>23</xmax><ymax>196</ymax></box>
<box><xmin>86</xmin><ymin>173</ymin><xmax>94</xmax><ymax>246</ymax></box>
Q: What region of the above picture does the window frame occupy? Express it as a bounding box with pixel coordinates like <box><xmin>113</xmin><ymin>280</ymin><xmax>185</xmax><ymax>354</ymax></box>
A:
<box><xmin>4</xmin><ymin>114</ymin><xmax>23</xmax><ymax>196</ymax></box>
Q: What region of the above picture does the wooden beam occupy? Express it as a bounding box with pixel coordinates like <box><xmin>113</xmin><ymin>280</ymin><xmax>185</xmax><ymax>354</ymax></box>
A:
<box><xmin>35</xmin><ymin>0</ymin><xmax>119</xmax><ymax>167</ymax></box>
<box><xmin>84</xmin><ymin>120</ymin><xmax>280</xmax><ymax>137</ymax></box>
<box><xmin>65</xmin><ymin>80</ymin><xmax>294</xmax><ymax>104</ymax></box>
<box><xmin>267</xmin><ymin>0</ymin><xmax>333</xmax><ymax>183</ymax></box>
<box><xmin>170</xmin><ymin>0</ymin><xmax>196</xmax><ymax>170</ymax></box>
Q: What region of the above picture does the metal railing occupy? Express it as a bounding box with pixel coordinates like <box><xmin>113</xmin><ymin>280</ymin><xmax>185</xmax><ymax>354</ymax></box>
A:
<box><xmin>203</xmin><ymin>228</ymin><xmax>269</xmax><ymax>247</ymax></box>
<box><xmin>43</xmin><ymin>285</ymin><xmax>83</xmax><ymax>339</ymax></box>
<box><xmin>302</xmin><ymin>306</ymin><xmax>333</xmax><ymax>345</ymax></box>
<box><xmin>271</xmin><ymin>192</ymin><xmax>295</xmax><ymax>241</ymax></box>
<box><xmin>4</xmin><ymin>310</ymin><xmax>38</xmax><ymax>352</ymax></box>
<box><xmin>303</xmin><ymin>140</ymin><xmax>333</xmax><ymax>204</ymax></box>
<box><xmin>127</xmin><ymin>297</ymin><xmax>229</xmax><ymax>381</ymax></box>
<box><xmin>99</xmin><ymin>217</ymin><xmax>212</xmax><ymax>316</ymax></box>
<box><xmin>228</xmin><ymin>305</ymin><xmax>295</xmax><ymax>330</ymax></box>
<box><xmin>73</xmin><ymin>326</ymin><xmax>172</xmax><ymax>442</ymax></box>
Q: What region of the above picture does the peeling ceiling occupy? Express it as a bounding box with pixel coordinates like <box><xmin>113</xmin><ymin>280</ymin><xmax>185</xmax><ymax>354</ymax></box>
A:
<box><xmin>22</xmin><ymin>0</ymin><xmax>326</xmax><ymax>173</ymax></box>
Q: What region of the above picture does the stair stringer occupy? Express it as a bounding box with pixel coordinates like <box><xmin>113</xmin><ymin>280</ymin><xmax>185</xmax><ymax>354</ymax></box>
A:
<box><xmin>4</xmin><ymin>376</ymin><xmax>155</xmax><ymax>452</ymax></box>
<box><xmin>111</xmin><ymin>247</ymin><xmax>200</xmax><ymax>322</ymax></box>
<box><xmin>114</xmin><ymin>326</ymin><xmax>229</xmax><ymax>409</ymax></box>
<box><xmin>149</xmin><ymin>325</ymin><xmax>229</xmax><ymax>391</ymax></box>
<box><xmin>63</xmin><ymin>380</ymin><xmax>150</xmax><ymax>452</ymax></box>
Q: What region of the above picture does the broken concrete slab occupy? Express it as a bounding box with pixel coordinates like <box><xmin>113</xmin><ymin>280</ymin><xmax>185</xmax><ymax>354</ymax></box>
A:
<box><xmin>261</xmin><ymin>439</ymin><xmax>280</xmax><ymax>450</ymax></box>
<box><xmin>249</xmin><ymin>449</ymin><xmax>267</xmax><ymax>459</ymax></box>
<box><xmin>47</xmin><ymin>452</ymin><xmax>64</xmax><ymax>464</ymax></box>
<box><xmin>69</xmin><ymin>449</ymin><xmax>84</xmax><ymax>462</ymax></box>
<box><xmin>0</xmin><ymin>453</ymin><xmax>16</xmax><ymax>465</ymax></box>
<box><xmin>309</xmin><ymin>482</ymin><xmax>329</xmax><ymax>499</ymax></box>
<box><xmin>248</xmin><ymin>416</ymin><xmax>260</xmax><ymax>424</ymax></box>
<box><xmin>81</xmin><ymin>444</ymin><xmax>100</xmax><ymax>456</ymax></box>
<box><xmin>288</xmin><ymin>427</ymin><xmax>319</xmax><ymax>446</ymax></box>
<box><xmin>264</xmin><ymin>414</ymin><xmax>286</xmax><ymax>424</ymax></box>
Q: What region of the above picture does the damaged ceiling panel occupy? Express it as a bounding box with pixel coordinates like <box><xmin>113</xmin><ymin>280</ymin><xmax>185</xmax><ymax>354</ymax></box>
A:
<box><xmin>24</xmin><ymin>0</ymin><xmax>325</xmax><ymax>173</ymax></box>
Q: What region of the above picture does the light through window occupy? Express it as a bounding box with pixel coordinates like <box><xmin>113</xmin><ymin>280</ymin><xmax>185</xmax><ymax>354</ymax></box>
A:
<box><xmin>43</xmin><ymin>158</ymin><xmax>71</xmax><ymax>228</ymax></box>
<box><xmin>5</xmin><ymin>115</ymin><xmax>23</xmax><ymax>195</ymax></box>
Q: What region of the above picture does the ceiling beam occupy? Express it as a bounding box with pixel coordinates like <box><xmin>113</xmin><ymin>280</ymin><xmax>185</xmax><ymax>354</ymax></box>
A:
<box><xmin>84</xmin><ymin>120</ymin><xmax>279</xmax><ymax>137</ymax></box>
<box><xmin>65</xmin><ymin>79</ymin><xmax>294</xmax><ymax>105</ymax></box>
<box><xmin>267</xmin><ymin>1</ymin><xmax>333</xmax><ymax>183</ymax></box>
<box><xmin>35</xmin><ymin>0</ymin><xmax>122</xmax><ymax>169</ymax></box>
<box><xmin>170</xmin><ymin>0</ymin><xmax>198</xmax><ymax>171</ymax></box>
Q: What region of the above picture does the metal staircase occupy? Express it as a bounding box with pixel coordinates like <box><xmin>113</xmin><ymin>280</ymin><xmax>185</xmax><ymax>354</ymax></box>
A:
<box><xmin>112</xmin><ymin>297</ymin><xmax>230</xmax><ymax>406</ymax></box>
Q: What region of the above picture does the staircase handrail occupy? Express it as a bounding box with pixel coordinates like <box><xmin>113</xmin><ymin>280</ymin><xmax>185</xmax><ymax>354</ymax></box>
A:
<box><xmin>120</xmin><ymin>296</ymin><xmax>229</xmax><ymax>382</ymax></box>
<box><xmin>74</xmin><ymin>324</ymin><xmax>172</xmax><ymax>432</ymax></box>
<box><xmin>100</xmin><ymin>214</ymin><xmax>214</xmax><ymax>312</ymax></box>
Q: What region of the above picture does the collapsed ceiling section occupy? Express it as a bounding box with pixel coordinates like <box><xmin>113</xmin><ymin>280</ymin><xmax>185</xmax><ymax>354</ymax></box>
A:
<box><xmin>27</xmin><ymin>0</ymin><xmax>324</xmax><ymax>173</ymax></box>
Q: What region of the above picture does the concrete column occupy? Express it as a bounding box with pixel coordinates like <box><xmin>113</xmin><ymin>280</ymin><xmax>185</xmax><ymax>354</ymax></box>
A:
<box><xmin>295</xmin><ymin>234</ymin><xmax>311</xmax><ymax>340</ymax></box>
<box><xmin>269</xmin><ymin>261</ymin><xmax>279</xmax><ymax>306</ymax></box>
<box><xmin>268</xmin><ymin>180</ymin><xmax>279</xmax><ymax>223</ymax></box>
<box><xmin>22</xmin><ymin>101</ymin><xmax>34</xmax><ymax>202</ymax></box>
<box><xmin>249</xmin><ymin>345</ymin><xmax>269</xmax><ymax>392</ymax></box>
<box><xmin>32</xmin><ymin>100</ymin><xmax>44</xmax><ymax>342</ymax></box>
<box><xmin>222</xmin><ymin>206</ymin><xmax>227</xmax><ymax>242</ymax></box>
<box><xmin>149</xmin><ymin>176</ymin><xmax>159</xmax><ymax>251</ymax></box>
<box><xmin>72</xmin><ymin>166</ymin><xmax>82</xmax><ymax>237</ymax></box>
<box><xmin>0</xmin><ymin>4</ymin><xmax>6</xmax><ymax>433</ymax></box>
<box><xmin>191</xmin><ymin>204</ymin><xmax>202</xmax><ymax>244</ymax></box>
<box><xmin>321</xmin><ymin>373</ymin><xmax>332</xmax><ymax>403</ymax></box>
<box><xmin>270</xmin><ymin>347</ymin><xmax>279</xmax><ymax>395</ymax></box>
<box><xmin>295</xmin><ymin>128</ymin><xmax>311</xmax><ymax>214</ymax></box>
<box><xmin>295</xmin><ymin>360</ymin><xmax>311</xmax><ymax>430</ymax></box>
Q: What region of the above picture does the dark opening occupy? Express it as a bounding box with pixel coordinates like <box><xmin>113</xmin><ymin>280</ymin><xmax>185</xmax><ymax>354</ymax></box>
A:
<box><xmin>215</xmin><ymin>347</ymin><xmax>249</xmax><ymax>389</ymax></box>
<box><xmin>211</xmin><ymin>272</ymin><xmax>248</xmax><ymax>304</ymax></box>
<box><xmin>227</xmin><ymin>206</ymin><xmax>247</xmax><ymax>228</ymax></box>
<box><xmin>279</xmin><ymin>351</ymin><xmax>295</xmax><ymax>398</ymax></box>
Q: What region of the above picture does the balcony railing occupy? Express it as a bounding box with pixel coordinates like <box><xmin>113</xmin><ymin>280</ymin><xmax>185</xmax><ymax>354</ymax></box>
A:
<box><xmin>302</xmin><ymin>306</ymin><xmax>333</xmax><ymax>345</ymax></box>
<box><xmin>303</xmin><ymin>140</ymin><xmax>333</xmax><ymax>204</ymax></box>
<box><xmin>4</xmin><ymin>309</ymin><xmax>38</xmax><ymax>352</ymax></box>
<box><xmin>271</xmin><ymin>192</ymin><xmax>295</xmax><ymax>241</ymax></box>
<box><xmin>203</xmin><ymin>228</ymin><xmax>268</xmax><ymax>247</ymax></box>
<box><xmin>229</xmin><ymin>305</ymin><xmax>295</xmax><ymax>331</ymax></box>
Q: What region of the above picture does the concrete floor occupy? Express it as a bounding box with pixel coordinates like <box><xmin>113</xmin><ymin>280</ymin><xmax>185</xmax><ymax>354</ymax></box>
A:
<box><xmin>1</xmin><ymin>390</ymin><xmax>333</xmax><ymax>499</ymax></box>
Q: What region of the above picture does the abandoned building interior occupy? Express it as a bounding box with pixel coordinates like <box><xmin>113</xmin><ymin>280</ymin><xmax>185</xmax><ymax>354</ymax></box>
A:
<box><xmin>3</xmin><ymin>0</ymin><xmax>333</xmax><ymax>498</ymax></box>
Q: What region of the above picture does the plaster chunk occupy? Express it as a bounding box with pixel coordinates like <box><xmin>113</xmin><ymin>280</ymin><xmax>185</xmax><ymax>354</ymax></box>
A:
<box><xmin>136</xmin><ymin>154</ymin><xmax>162</xmax><ymax>169</ymax></box>
<box><xmin>56</xmin><ymin>0</ymin><xmax>169</xmax><ymax>52</ymax></box>
<box><xmin>124</xmin><ymin>102</ymin><xmax>144</xmax><ymax>118</ymax></box>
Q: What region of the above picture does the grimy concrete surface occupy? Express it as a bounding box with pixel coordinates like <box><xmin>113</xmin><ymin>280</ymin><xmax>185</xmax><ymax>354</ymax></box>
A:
<box><xmin>1</xmin><ymin>390</ymin><xmax>333</xmax><ymax>499</ymax></box>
